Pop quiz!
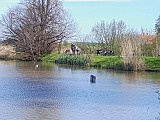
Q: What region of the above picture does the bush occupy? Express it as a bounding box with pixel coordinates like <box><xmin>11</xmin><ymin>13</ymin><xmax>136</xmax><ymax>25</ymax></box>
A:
<box><xmin>57</xmin><ymin>55</ymin><xmax>89</xmax><ymax>66</ymax></box>
<box><xmin>41</xmin><ymin>52</ymin><xmax>60</xmax><ymax>62</ymax></box>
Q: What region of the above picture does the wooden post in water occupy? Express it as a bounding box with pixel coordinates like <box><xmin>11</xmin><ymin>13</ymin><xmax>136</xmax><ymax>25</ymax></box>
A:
<box><xmin>90</xmin><ymin>75</ymin><xmax>96</xmax><ymax>83</ymax></box>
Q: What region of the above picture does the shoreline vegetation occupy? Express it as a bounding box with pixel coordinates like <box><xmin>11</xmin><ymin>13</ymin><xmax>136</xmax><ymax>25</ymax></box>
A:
<box><xmin>0</xmin><ymin>44</ymin><xmax>160</xmax><ymax>72</ymax></box>
<box><xmin>0</xmin><ymin>0</ymin><xmax>160</xmax><ymax>72</ymax></box>
<box><xmin>41</xmin><ymin>52</ymin><xmax>160</xmax><ymax>72</ymax></box>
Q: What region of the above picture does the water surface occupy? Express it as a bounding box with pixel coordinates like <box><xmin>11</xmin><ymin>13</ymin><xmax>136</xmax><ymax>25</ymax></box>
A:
<box><xmin>0</xmin><ymin>61</ymin><xmax>160</xmax><ymax>120</ymax></box>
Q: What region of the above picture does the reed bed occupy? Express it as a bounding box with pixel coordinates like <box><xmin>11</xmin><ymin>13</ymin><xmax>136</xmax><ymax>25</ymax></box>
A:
<box><xmin>57</xmin><ymin>55</ymin><xmax>89</xmax><ymax>66</ymax></box>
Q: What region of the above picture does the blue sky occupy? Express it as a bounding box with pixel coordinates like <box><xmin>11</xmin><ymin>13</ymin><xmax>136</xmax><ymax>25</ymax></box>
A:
<box><xmin>63</xmin><ymin>0</ymin><xmax>160</xmax><ymax>34</ymax></box>
<box><xmin>0</xmin><ymin>0</ymin><xmax>160</xmax><ymax>34</ymax></box>
<box><xmin>0</xmin><ymin>0</ymin><xmax>20</xmax><ymax>14</ymax></box>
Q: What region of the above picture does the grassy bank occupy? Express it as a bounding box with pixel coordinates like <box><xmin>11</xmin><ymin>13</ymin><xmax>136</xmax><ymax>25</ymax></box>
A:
<box><xmin>41</xmin><ymin>53</ymin><xmax>123</xmax><ymax>69</ymax></box>
<box><xmin>41</xmin><ymin>52</ymin><xmax>61</xmax><ymax>62</ymax></box>
<box><xmin>144</xmin><ymin>57</ymin><xmax>160</xmax><ymax>71</ymax></box>
<box><xmin>89</xmin><ymin>55</ymin><xmax>123</xmax><ymax>70</ymax></box>
<box><xmin>41</xmin><ymin>53</ymin><xmax>160</xmax><ymax>72</ymax></box>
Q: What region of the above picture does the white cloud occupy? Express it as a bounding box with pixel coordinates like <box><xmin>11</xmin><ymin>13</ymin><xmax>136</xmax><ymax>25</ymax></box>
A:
<box><xmin>63</xmin><ymin>0</ymin><xmax>131</xmax><ymax>2</ymax></box>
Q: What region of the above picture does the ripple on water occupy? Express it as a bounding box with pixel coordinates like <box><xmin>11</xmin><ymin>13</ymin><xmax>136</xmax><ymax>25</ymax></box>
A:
<box><xmin>0</xmin><ymin>61</ymin><xmax>160</xmax><ymax>120</ymax></box>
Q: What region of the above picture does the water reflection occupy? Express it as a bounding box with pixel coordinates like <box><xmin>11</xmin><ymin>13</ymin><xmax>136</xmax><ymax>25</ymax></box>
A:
<box><xmin>0</xmin><ymin>61</ymin><xmax>160</xmax><ymax>120</ymax></box>
<box><xmin>15</xmin><ymin>61</ymin><xmax>56</xmax><ymax>78</ymax></box>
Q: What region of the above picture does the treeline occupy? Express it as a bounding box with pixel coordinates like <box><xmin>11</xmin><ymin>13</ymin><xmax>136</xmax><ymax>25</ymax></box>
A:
<box><xmin>73</xmin><ymin>18</ymin><xmax>160</xmax><ymax>70</ymax></box>
<box><xmin>78</xmin><ymin>19</ymin><xmax>160</xmax><ymax>56</ymax></box>
<box><xmin>0</xmin><ymin>0</ymin><xmax>160</xmax><ymax>71</ymax></box>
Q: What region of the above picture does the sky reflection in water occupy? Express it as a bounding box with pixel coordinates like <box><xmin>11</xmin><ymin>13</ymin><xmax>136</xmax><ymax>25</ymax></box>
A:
<box><xmin>0</xmin><ymin>61</ymin><xmax>160</xmax><ymax>120</ymax></box>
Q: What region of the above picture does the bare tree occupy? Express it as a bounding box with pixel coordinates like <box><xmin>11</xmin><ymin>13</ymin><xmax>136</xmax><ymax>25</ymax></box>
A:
<box><xmin>92</xmin><ymin>19</ymin><xmax>127</xmax><ymax>53</ymax></box>
<box><xmin>120</xmin><ymin>29</ymin><xmax>144</xmax><ymax>70</ymax></box>
<box><xmin>92</xmin><ymin>19</ymin><xmax>144</xmax><ymax>70</ymax></box>
<box><xmin>76</xmin><ymin>33</ymin><xmax>96</xmax><ymax>54</ymax></box>
<box><xmin>1</xmin><ymin>0</ymin><xmax>76</xmax><ymax>60</ymax></box>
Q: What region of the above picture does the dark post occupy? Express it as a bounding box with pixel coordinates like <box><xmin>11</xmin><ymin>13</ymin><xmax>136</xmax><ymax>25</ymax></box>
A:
<box><xmin>90</xmin><ymin>75</ymin><xmax>96</xmax><ymax>83</ymax></box>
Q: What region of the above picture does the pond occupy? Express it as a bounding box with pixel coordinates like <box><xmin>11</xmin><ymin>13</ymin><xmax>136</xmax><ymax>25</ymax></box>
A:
<box><xmin>0</xmin><ymin>61</ymin><xmax>160</xmax><ymax>120</ymax></box>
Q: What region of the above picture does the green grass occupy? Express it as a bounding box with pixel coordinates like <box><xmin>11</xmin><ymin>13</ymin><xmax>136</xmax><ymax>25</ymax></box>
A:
<box><xmin>41</xmin><ymin>53</ymin><xmax>160</xmax><ymax>72</ymax></box>
<box><xmin>144</xmin><ymin>57</ymin><xmax>160</xmax><ymax>71</ymax></box>
<box><xmin>90</xmin><ymin>55</ymin><xmax>124</xmax><ymax>69</ymax></box>
<box><xmin>41</xmin><ymin>52</ymin><xmax>61</xmax><ymax>62</ymax></box>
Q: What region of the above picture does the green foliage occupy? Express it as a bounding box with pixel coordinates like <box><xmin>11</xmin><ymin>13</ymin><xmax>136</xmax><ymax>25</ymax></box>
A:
<box><xmin>41</xmin><ymin>52</ymin><xmax>160</xmax><ymax>72</ymax></box>
<box><xmin>90</xmin><ymin>55</ymin><xmax>124</xmax><ymax>69</ymax></box>
<box><xmin>74</xmin><ymin>42</ymin><xmax>121</xmax><ymax>56</ymax></box>
<box><xmin>41</xmin><ymin>52</ymin><xmax>61</xmax><ymax>62</ymax></box>
<box><xmin>57</xmin><ymin>55</ymin><xmax>89</xmax><ymax>66</ymax></box>
<box><xmin>144</xmin><ymin>57</ymin><xmax>160</xmax><ymax>71</ymax></box>
<box><xmin>75</xmin><ymin>42</ymin><xmax>100</xmax><ymax>54</ymax></box>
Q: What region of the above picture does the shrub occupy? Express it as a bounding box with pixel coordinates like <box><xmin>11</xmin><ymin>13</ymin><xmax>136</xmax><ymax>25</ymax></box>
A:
<box><xmin>57</xmin><ymin>55</ymin><xmax>89</xmax><ymax>66</ymax></box>
<box><xmin>41</xmin><ymin>52</ymin><xmax>60</xmax><ymax>62</ymax></box>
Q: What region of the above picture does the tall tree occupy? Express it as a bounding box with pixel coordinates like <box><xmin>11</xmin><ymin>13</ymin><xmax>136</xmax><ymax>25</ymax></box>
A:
<box><xmin>155</xmin><ymin>15</ymin><xmax>160</xmax><ymax>34</ymax></box>
<box><xmin>155</xmin><ymin>15</ymin><xmax>160</xmax><ymax>56</ymax></box>
<box><xmin>1</xmin><ymin>0</ymin><xmax>76</xmax><ymax>60</ymax></box>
